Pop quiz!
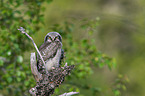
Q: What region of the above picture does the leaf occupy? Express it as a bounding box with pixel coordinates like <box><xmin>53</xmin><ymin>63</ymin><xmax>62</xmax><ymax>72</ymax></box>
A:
<box><xmin>14</xmin><ymin>10</ymin><xmax>21</xmax><ymax>14</ymax></box>
<box><xmin>7</xmin><ymin>51</ymin><xmax>11</xmax><ymax>56</ymax></box>
<box><xmin>0</xmin><ymin>60</ymin><xmax>4</xmax><ymax>66</ymax></box>
<box><xmin>47</xmin><ymin>0</ymin><xmax>53</xmax><ymax>3</ymax></box>
<box><xmin>17</xmin><ymin>56</ymin><xmax>23</xmax><ymax>63</ymax></box>
<box><xmin>98</xmin><ymin>63</ymin><xmax>105</xmax><ymax>68</ymax></box>
<box><xmin>91</xmin><ymin>87</ymin><xmax>101</xmax><ymax>92</ymax></box>
<box><xmin>16</xmin><ymin>71</ymin><xmax>21</xmax><ymax>76</ymax></box>
<box><xmin>17</xmin><ymin>77</ymin><xmax>21</xmax><ymax>82</ymax></box>
<box><xmin>114</xmin><ymin>90</ymin><xmax>120</xmax><ymax>96</ymax></box>
<box><xmin>0</xmin><ymin>84</ymin><xmax>3</xmax><ymax>89</ymax></box>
<box><xmin>24</xmin><ymin>81</ymin><xmax>30</xmax><ymax>86</ymax></box>
<box><xmin>122</xmin><ymin>85</ymin><xmax>126</xmax><ymax>90</ymax></box>
<box><xmin>7</xmin><ymin>77</ymin><xmax>13</xmax><ymax>83</ymax></box>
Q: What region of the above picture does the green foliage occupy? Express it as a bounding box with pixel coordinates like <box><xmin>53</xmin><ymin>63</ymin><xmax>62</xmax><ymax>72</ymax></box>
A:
<box><xmin>112</xmin><ymin>74</ymin><xmax>129</xmax><ymax>96</ymax></box>
<box><xmin>49</xmin><ymin>19</ymin><xmax>116</xmax><ymax>95</ymax></box>
<box><xmin>0</xmin><ymin>0</ymin><xmax>52</xmax><ymax>95</ymax></box>
<box><xmin>0</xmin><ymin>0</ymin><xmax>126</xmax><ymax>96</ymax></box>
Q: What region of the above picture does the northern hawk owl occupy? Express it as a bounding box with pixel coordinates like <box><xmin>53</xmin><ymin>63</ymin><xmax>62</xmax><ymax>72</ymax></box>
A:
<box><xmin>37</xmin><ymin>32</ymin><xmax>64</xmax><ymax>74</ymax></box>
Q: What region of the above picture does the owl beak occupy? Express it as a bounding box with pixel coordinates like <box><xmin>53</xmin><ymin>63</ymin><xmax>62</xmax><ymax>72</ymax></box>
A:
<box><xmin>52</xmin><ymin>37</ymin><xmax>55</xmax><ymax>41</ymax></box>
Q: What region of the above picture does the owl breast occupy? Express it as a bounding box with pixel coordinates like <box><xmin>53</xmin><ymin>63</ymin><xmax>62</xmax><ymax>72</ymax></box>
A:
<box><xmin>45</xmin><ymin>48</ymin><xmax>62</xmax><ymax>71</ymax></box>
<box><xmin>37</xmin><ymin>41</ymin><xmax>62</xmax><ymax>73</ymax></box>
<box><xmin>41</xmin><ymin>42</ymin><xmax>61</xmax><ymax>60</ymax></box>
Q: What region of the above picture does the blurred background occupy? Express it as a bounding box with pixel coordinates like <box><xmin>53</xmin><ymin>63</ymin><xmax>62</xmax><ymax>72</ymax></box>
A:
<box><xmin>1</xmin><ymin>0</ymin><xmax>145</xmax><ymax>96</ymax></box>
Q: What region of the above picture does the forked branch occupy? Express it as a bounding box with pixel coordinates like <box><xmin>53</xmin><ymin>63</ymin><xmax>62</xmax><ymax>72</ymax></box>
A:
<box><xmin>19</xmin><ymin>27</ymin><xmax>79</xmax><ymax>96</ymax></box>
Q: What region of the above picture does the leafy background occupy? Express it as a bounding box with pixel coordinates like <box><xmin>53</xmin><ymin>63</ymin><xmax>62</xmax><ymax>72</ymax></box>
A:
<box><xmin>0</xmin><ymin>0</ymin><xmax>145</xmax><ymax>96</ymax></box>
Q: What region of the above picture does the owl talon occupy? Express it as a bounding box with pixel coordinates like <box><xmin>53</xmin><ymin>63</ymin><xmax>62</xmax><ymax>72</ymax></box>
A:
<box><xmin>52</xmin><ymin>67</ymin><xmax>55</xmax><ymax>69</ymax></box>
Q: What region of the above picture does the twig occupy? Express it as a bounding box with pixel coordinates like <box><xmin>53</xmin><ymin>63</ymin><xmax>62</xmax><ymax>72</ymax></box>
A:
<box><xmin>59</xmin><ymin>92</ymin><xmax>79</xmax><ymax>96</ymax></box>
<box><xmin>18</xmin><ymin>27</ymin><xmax>45</xmax><ymax>66</ymax></box>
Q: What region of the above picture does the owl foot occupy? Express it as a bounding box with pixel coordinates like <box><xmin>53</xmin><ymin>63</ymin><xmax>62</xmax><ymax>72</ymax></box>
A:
<box><xmin>51</xmin><ymin>67</ymin><xmax>55</xmax><ymax>69</ymax></box>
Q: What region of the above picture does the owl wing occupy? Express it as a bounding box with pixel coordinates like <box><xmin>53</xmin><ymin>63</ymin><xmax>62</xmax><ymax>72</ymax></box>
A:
<box><xmin>37</xmin><ymin>42</ymin><xmax>59</xmax><ymax>61</ymax></box>
<box><xmin>37</xmin><ymin>41</ymin><xmax>50</xmax><ymax>61</ymax></box>
<box><xmin>37</xmin><ymin>42</ymin><xmax>59</xmax><ymax>74</ymax></box>
<box><xmin>59</xmin><ymin>49</ymin><xmax>64</xmax><ymax>65</ymax></box>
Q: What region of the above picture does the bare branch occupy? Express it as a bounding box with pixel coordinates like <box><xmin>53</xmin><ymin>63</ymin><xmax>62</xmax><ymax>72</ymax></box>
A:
<box><xmin>29</xmin><ymin>65</ymin><xmax>75</xmax><ymax>96</ymax></box>
<box><xmin>18</xmin><ymin>27</ymin><xmax>77</xmax><ymax>96</ymax></box>
<box><xmin>18</xmin><ymin>27</ymin><xmax>45</xmax><ymax>66</ymax></box>
<box><xmin>59</xmin><ymin>92</ymin><xmax>79</xmax><ymax>96</ymax></box>
<box><xmin>30</xmin><ymin>52</ymin><xmax>42</xmax><ymax>82</ymax></box>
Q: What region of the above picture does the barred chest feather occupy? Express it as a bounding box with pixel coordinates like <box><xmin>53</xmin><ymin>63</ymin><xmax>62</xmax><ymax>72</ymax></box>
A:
<box><xmin>45</xmin><ymin>48</ymin><xmax>61</xmax><ymax>71</ymax></box>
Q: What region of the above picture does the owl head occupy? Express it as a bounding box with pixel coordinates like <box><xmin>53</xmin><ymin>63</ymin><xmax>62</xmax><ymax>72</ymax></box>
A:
<box><xmin>44</xmin><ymin>32</ymin><xmax>62</xmax><ymax>43</ymax></box>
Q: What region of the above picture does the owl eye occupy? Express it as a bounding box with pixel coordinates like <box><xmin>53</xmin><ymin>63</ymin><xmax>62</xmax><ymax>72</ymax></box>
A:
<box><xmin>48</xmin><ymin>37</ymin><xmax>51</xmax><ymax>40</ymax></box>
<box><xmin>44</xmin><ymin>35</ymin><xmax>52</xmax><ymax>42</ymax></box>
<box><xmin>54</xmin><ymin>36</ymin><xmax>60</xmax><ymax>41</ymax></box>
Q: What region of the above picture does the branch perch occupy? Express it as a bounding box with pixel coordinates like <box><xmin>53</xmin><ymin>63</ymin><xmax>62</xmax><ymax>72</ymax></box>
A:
<box><xmin>59</xmin><ymin>92</ymin><xmax>79</xmax><ymax>96</ymax></box>
<box><xmin>29</xmin><ymin>63</ymin><xmax>75</xmax><ymax>96</ymax></box>
<box><xmin>18</xmin><ymin>27</ymin><xmax>78</xmax><ymax>96</ymax></box>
